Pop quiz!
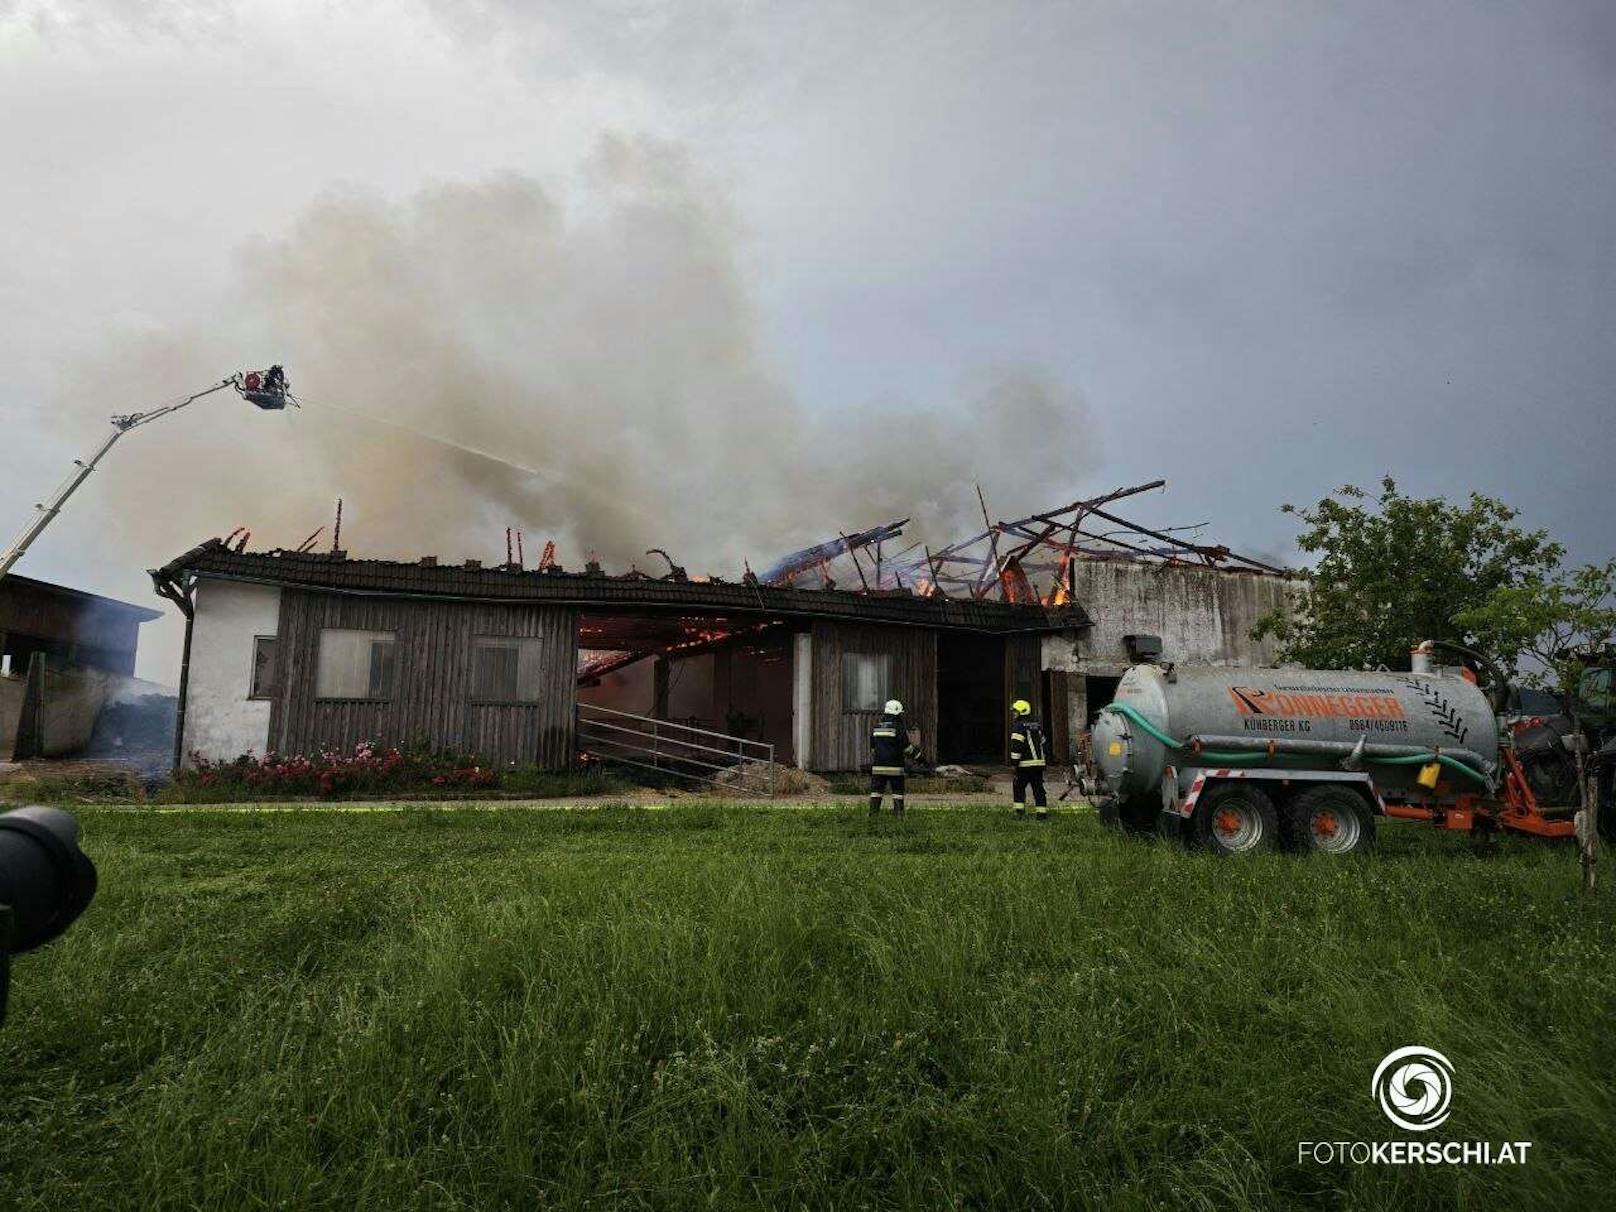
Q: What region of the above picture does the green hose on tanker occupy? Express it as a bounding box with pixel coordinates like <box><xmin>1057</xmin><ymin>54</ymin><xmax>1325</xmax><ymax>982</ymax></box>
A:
<box><xmin>1099</xmin><ymin>702</ymin><xmax>1491</xmax><ymax>787</ymax></box>
<box><xmin>1099</xmin><ymin>702</ymin><xmax>1268</xmax><ymax>765</ymax></box>
<box><xmin>1359</xmin><ymin>750</ymin><xmax>1491</xmax><ymax>787</ymax></box>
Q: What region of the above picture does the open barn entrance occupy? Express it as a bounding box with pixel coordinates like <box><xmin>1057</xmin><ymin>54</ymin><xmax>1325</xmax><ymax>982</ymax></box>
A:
<box><xmin>575</xmin><ymin>614</ymin><xmax>796</xmax><ymax>766</ymax></box>
<box><xmin>936</xmin><ymin>633</ymin><xmax>1006</xmax><ymax>763</ymax></box>
<box><xmin>1083</xmin><ymin>674</ymin><xmax>1121</xmax><ymax>726</ymax></box>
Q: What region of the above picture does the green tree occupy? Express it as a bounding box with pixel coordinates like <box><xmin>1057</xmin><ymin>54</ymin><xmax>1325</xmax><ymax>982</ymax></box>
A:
<box><xmin>1252</xmin><ymin>477</ymin><xmax>1563</xmax><ymax>670</ymax></box>
<box><xmin>1455</xmin><ymin>559</ymin><xmax>1616</xmax><ymax>691</ymax></box>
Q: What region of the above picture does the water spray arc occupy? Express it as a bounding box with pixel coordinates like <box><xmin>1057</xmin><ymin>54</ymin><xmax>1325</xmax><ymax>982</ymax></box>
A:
<box><xmin>291</xmin><ymin>393</ymin><xmax>550</xmax><ymax>483</ymax></box>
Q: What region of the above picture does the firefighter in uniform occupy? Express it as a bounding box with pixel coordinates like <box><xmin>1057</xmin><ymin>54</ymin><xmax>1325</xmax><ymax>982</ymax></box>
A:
<box><xmin>1009</xmin><ymin>698</ymin><xmax>1049</xmax><ymax>819</ymax></box>
<box><xmin>870</xmin><ymin>699</ymin><xmax>923</xmax><ymax>815</ymax></box>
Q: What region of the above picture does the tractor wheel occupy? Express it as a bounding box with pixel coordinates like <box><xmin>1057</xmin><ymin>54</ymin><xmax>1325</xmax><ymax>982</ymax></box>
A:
<box><xmin>1280</xmin><ymin>785</ymin><xmax>1375</xmax><ymax>856</ymax></box>
<box><xmin>1188</xmin><ymin>783</ymin><xmax>1278</xmax><ymax>856</ymax></box>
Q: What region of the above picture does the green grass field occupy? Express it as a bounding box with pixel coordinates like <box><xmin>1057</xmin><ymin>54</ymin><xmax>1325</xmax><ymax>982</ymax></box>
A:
<box><xmin>2</xmin><ymin>802</ymin><xmax>1613</xmax><ymax>1210</ymax></box>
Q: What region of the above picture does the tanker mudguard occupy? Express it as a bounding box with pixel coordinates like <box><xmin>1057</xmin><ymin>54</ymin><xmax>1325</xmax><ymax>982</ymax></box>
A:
<box><xmin>1170</xmin><ymin>767</ymin><xmax>1388</xmax><ymax>819</ymax></box>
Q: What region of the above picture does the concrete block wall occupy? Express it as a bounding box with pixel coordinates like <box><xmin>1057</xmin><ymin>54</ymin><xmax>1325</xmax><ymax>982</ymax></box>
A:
<box><xmin>1058</xmin><ymin>561</ymin><xmax>1303</xmax><ymax>753</ymax></box>
<box><xmin>1070</xmin><ymin>560</ymin><xmax>1299</xmax><ymax>675</ymax></box>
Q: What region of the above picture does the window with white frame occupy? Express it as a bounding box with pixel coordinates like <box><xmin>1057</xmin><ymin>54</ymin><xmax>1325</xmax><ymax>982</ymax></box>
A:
<box><xmin>841</xmin><ymin>652</ymin><xmax>891</xmax><ymax>713</ymax></box>
<box><xmin>315</xmin><ymin>629</ymin><xmax>398</xmax><ymax>699</ymax></box>
<box><xmin>470</xmin><ymin>636</ymin><xmax>547</xmax><ymax>702</ymax></box>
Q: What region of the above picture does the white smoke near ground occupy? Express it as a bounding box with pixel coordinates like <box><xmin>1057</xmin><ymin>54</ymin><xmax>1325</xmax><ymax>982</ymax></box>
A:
<box><xmin>79</xmin><ymin>135</ymin><xmax>1095</xmax><ymax>577</ymax></box>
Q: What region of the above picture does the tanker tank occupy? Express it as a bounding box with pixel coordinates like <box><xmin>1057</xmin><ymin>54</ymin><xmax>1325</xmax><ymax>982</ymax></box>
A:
<box><xmin>1092</xmin><ymin>664</ymin><xmax>1500</xmax><ymax>812</ymax></box>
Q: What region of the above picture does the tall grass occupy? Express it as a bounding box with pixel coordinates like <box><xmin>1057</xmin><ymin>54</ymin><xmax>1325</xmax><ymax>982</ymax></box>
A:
<box><xmin>2</xmin><ymin>805</ymin><xmax>1612</xmax><ymax>1210</ymax></box>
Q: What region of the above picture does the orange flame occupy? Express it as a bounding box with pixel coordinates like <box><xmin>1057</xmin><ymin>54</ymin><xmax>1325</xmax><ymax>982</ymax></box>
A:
<box><xmin>1045</xmin><ymin>553</ymin><xmax>1073</xmax><ymax>606</ymax></box>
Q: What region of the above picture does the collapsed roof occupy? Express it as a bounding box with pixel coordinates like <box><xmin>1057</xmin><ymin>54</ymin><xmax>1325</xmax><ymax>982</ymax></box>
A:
<box><xmin>151</xmin><ymin>481</ymin><xmax>1280</xmax><ymax>682</ymax></box>
<box><xmin>762</xmin><ymin>479</ymin><xmax>1288</xmax><ymax>605</ymax></box>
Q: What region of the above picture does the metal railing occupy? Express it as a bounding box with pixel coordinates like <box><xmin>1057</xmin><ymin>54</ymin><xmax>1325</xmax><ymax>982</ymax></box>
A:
<box><xmin>576</xmin><ymin>703</ymin><xmax>776</xmax><ymax>796</ymax></box>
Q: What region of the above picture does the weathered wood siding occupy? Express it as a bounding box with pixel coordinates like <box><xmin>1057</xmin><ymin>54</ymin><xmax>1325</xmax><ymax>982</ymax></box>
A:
<box><xmin>808</xmin><ymin>621</ymin><xmax>937</xmax><ymax>771</ymax></box>
<box><xmin>998</xmin><ymin>634</ymin><xmax>1043</xmax><ymax>764</ymax></box>
<box><xmin>270</xmin><ymin>590</ymin><xmax>578</xmax><ymax>766</ymax></box>
<box><xmin>1045</xmin><ymin>670</ymin><xmax>1072</xmax><ymax>765</ymax></box>
<box><xmin>1005</xmin><ymin>634</ymin><xmax>1041</xmax><ymax>711</ymax></box>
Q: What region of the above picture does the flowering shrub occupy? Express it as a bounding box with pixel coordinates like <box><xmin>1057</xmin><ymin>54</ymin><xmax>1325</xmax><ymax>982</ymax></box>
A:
<box><xmin>430</xmin><ymin>765</ymin><xmax>497</xmax><ymax>789</ymax></box>
<box><xmin>178</xmin><ymin>741</ymin><xmax>528</xmax><ymax>799</ymax></box>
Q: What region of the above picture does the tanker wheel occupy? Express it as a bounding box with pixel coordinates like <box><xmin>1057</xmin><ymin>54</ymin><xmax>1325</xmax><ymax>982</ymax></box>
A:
<box><xmin>1188</xmin><ymin>783</ymin><xmax>1278</xmax><ymax>856</ymax></box>
<box><xmin>1280</xmin><ymin>785</ymin><xmax>1375</xmax><ymax>856</ymax></box>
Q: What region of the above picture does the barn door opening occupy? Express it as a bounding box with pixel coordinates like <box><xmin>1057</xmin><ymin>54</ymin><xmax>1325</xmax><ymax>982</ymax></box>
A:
<box><xmin>575</xmin><ymin>614</ymin><xmax>795</xmax><ymax>765</ymax></box>
<box><xmin>1083</xmin><ymin>674</ymin><xmax>1121</xmax><ymax>726</ymax></box>
<box><xmin>936</xmin><ymin>633</ymin><xmax>1005</xmax><ymax>763</ymax></box>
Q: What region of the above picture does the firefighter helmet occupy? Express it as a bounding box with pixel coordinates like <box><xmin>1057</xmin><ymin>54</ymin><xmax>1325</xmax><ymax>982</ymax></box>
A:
<box><xmin>884</xmin><ymin>699</ymin><xmax>904</xmax><ymax>716</ymax></box>
<box><xmin>1011</xmin><ymin>699</ymin><xmax>1032</xmax><ymax>717</ymax></box>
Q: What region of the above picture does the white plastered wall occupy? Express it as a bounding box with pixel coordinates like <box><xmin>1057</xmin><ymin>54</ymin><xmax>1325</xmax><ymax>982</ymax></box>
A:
<box><xmin>181</xmin><ymin>579</ymin><xmax>280</xmax><ymax>765</ymax></box>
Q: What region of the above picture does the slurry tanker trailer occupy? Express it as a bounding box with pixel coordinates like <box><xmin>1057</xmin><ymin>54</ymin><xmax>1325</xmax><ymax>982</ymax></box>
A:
<box><xmin>1091</xmin><ymin>641</ymin><xmax>1595</xmax><ymax>856</ymax></box>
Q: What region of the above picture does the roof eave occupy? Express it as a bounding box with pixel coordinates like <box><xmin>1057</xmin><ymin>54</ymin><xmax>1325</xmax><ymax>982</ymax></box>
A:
<box><xmin>158</xmin><ymin>543</ymin><xmax>1089</xmax><ymax>634</ymax></box>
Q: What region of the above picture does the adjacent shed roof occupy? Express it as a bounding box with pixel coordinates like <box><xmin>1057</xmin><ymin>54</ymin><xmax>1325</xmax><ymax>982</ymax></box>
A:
<box><xmin>154</xmin><ymin>540</ymin><xmax>1089</xmax><ymax>635</ymax></box>
<box><xmin>2</xmin><ymin>573</ymin><xmax>163</xmax><ymax>626</ymax></box>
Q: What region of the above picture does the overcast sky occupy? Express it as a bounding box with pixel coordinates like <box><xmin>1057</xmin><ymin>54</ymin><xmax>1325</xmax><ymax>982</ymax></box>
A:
<box><xmin>3</xmin><ymin>0</ymin><xmax>1613</xmax><ymax>682</ymax></box>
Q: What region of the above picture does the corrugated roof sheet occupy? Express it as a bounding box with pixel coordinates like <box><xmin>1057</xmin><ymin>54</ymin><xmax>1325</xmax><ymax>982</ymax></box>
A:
<box><xmin>153</xmin><ymin>540</ymin><xmax>1089</xmax><ymax>635</ymax></box>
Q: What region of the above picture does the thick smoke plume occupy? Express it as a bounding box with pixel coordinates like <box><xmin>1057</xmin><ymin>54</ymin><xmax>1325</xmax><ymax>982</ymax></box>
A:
<box><xmin>83</xmin><ymin>136</ymin><xmax>1094</xmax><ymax>577</ymax></box>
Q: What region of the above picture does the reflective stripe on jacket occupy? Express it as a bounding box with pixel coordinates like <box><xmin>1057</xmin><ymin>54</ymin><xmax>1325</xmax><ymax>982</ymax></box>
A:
<box><xmin>871</xmin><ymin>715</ymin><xmax>921</xmax><ymax>775</ymax></box>
<box><xmin>1009</xmin><ymin>719</ymin><xmax>1048</xmax><ymax>768</ymax></box>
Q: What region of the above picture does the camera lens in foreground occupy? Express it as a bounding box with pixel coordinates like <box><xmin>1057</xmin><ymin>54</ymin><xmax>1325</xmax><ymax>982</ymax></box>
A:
<box><xmin>0</xmin><ymin>805</ymin><xmax>98</xmax><ymax>954</ymax></box>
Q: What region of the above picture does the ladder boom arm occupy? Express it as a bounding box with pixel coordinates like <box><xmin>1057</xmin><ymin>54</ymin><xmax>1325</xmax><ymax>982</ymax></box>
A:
<box><xmin>0</xmin><ymin>378</ymin><xmax>237</xmax><ymax>581</ymax></box>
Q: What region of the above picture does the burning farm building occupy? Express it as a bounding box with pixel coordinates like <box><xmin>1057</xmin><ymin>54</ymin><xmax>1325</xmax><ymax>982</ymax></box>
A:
<box><xmin>150</xmin><ymin>483</ymin><xmax>1298</xmax><ymax>775</ymax></box>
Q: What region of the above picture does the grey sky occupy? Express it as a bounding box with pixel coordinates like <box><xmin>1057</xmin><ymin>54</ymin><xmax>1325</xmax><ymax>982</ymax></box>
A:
<box><xmin>2</xmin><ymin>0</ymin><xmax>1612</xmax><ymax>682</ymax></box>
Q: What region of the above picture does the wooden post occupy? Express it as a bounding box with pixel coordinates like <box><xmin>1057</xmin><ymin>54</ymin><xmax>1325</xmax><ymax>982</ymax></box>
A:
<box><xmin>152</xmin><ymin>572</ymin><xmax>197</xmax><ymax>771</ymax></box>
<box><xmin>1568</xmin><ymin>681</ymin><xmax>1599</xmax><ymax>895</ymax></box>
<box><xmin>653</xmin><ymin>658</ymin><xmax>670</xmax><ymax>721</ymax></box>
<box><xmin>172</xmin><ymin>604</ymin><xmax>195</xmax><ymax>771</ymax></box>
<box><xmin>1578</xmin><ymin>754</ymin><xmax>1598</xmax><ymax>894</ymax></box>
